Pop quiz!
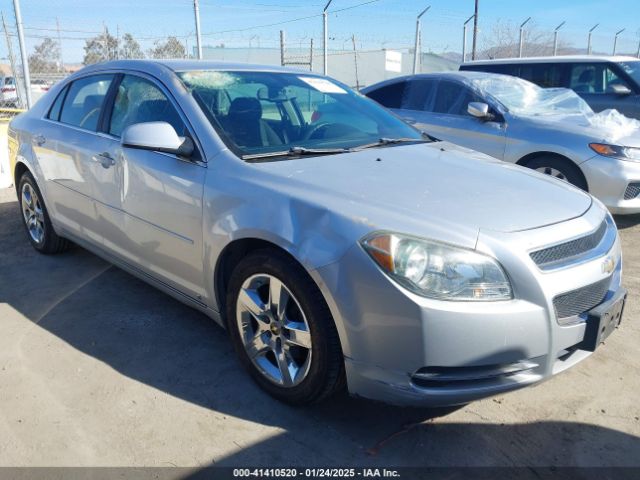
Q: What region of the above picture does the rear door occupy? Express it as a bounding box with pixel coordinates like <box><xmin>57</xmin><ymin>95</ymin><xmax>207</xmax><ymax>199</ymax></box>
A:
<box><xmin>38</xmin><ymin>73</ymin><xmax>115</xmax><ymax>244</ymax></box>
<box><xmin>406</xmin><ymin>79</ymin><xmax>507</xmax><ymax>160</ymax></box>
<box><xmin>568</xmin><ymin>62</ymin><xmax>640</xmax><ymax>116</ymax></box>
<box><xmin>98</xmin><ymin>72</ymin><xmax>207</xmax><ymax>300</ymax></box>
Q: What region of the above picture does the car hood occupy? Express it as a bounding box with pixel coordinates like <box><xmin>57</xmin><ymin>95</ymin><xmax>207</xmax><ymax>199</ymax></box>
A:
<box><xmin>252</xmin><ymin>142</ymin><xmax>592</xmax><ymax>249</ymax></box>
<box><xmin>525</xmin><ymin>110</ymin><xmax>640</xmax><ymax>147</ymax></box>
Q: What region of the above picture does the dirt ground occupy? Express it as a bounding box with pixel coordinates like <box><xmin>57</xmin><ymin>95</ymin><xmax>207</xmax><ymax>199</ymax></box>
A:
<box><xmin>0</xmin><ymin>184</ymin><xmax>639</xmax><ymax>469</ymax></box>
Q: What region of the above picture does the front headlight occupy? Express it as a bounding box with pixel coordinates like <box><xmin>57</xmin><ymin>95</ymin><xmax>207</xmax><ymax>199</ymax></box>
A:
<box><xmin>589</xmin><ymin>143</ymin><xmax>640</xmax><ymax>162</ymax></box>
<box><xmin>361</xmin><ymin>232</ymin><xmax>512</xmax><ymax>301</ymax></box>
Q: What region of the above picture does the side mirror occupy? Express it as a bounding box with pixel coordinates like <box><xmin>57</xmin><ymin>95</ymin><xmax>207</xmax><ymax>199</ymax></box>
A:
<box><xmin>610</xmin><ymin>84</ymin><xmax>632</xmax><ymax>96</ymax></box>
<box><xmin>468</xmin><ymin>101</ymin><xmax>492</xmax><ymax>120</ymax></box>
<box><xmin>121</xmin><ymin>121</ymin><xmax>194</xmax><ymax>158</ymax></box>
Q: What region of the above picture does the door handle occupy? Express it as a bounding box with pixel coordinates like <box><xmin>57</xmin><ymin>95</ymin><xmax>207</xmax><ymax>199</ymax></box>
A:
<box><xmin>91</xmin><ymin>152</ymin><xmax>115</xmax><ymax>169</ymax></box>
<box><xmin>34</xmin><ymin>134</ymin><xmax>46</xmax><ymax>146</ymax></box>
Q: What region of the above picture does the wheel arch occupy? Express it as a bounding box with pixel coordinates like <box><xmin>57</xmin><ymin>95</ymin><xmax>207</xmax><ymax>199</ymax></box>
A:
<box><xmin>213</xmin><ymin>236</ymin><xmax>351</xmax><ymax>357</ymax></box>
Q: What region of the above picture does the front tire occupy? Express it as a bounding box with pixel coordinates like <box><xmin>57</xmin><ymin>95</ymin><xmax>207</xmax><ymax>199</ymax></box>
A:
<box><xmin>526</xmin><ymin>155</ymin><xmax>588</xmax><ymax>191</ymax></box>
<box><xmin>18</xmin><ymin>171</ymin><xmax>69</xmax><ymax>254</ymax></box>
<box><xmin>225</xmin><ymin>249</ymin><xmax>345</xmax><ymax>405</ymax></box>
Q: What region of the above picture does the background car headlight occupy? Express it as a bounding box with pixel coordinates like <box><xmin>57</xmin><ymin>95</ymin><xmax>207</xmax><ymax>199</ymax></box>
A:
<box><xmin>361</xmin><ymin>232</ymin><xmax>512</xmax><ymax>301</ymax></box>
<box><xmin>589</xmin><ymin>143</ymin><xmax>640</xmax><ymax>162</ymax></box>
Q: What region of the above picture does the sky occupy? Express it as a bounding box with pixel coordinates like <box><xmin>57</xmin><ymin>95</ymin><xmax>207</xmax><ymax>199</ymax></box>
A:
<box><xmin>1</xmin><ymin>0</ymin><xmax>640</xmax><ymax>63</ymax></box>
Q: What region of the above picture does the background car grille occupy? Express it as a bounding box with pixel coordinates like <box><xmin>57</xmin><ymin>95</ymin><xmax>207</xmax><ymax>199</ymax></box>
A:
<box><xmin>530</xmin><ymin>220</ymin><xmax>607</xmax><ymax>269</ymax></box>
<box><xmin>553</xmin><ymin>276</ymin><xmax>612</xmax><ymax>322</ymax></box>
<box><xmin>624</xmin><ymin>183</ymin><xmax>640</xmax><ymax>200</ymax></box>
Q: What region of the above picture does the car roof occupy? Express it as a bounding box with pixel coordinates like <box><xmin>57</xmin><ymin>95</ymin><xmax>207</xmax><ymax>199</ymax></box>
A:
<box><xmin>72</xmin><ymin>59</ymin><xmax>311</xmax><ymax>76</ymax></box>
<box><xmin>461</xmin><ymin>55</ymin><xmax>640</xmax><ymax>65</ymax></box>
<box><xmin>361</xmin><ymin>71</ymin><xmax>513</xmax><ymax>92</ymax></box>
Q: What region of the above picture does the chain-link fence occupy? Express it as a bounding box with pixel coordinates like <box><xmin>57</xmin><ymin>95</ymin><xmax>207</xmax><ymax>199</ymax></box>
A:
<box><xmin>2</xmin><ymin>1</ymin><xmax>640</xmax><ymax>115</ymax></box>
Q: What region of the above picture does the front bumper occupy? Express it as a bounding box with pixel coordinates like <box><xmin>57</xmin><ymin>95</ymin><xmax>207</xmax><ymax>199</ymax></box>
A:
<box><xmin>312</xmin><ymin>205</ymin><xmax>623</xmax><ymax>407</ymax></box>
<box><xmin>581</xmin><ymin>155</ymin><xmax>640</xmax><ymax>214</ymax></box>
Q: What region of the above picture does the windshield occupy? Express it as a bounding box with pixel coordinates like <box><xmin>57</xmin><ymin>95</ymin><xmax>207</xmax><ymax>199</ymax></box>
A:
<box><xmin>472</xmin><ymin>75</ymin><xmax>592</xmax><ymax>116</ymax></box>
<box><xmin>178</xmin><ymin>70</ymin><xmax>423</xmax><ymax>159</ymax></box>
<box><xmin>619</xmin><ymin>61</ymin><xmax>640</xmax><ymax>87</ymax></box>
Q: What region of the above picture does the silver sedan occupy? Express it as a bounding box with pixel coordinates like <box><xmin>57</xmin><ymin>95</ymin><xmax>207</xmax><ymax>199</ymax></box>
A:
<box><xmin>363</xmin><ymin>71</ymin><xmax>640</xmax><ymax>214</ymax></box>
<box><xmin>8</xmin><ymin>60</ymin><xmax>626</xmax><ymax>406</ymax></box>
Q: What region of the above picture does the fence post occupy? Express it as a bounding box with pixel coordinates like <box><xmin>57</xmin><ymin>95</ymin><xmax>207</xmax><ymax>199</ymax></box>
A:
<box><xmin>12</xmin><ymin>0</ymin><xmax>32</xmax><ymax>109</ymax></box>
<box><xmin>323</xmin><ymin>0</ymin><xmax>333</xmax><ymax>75</ymax></box>
<box><xmin>194</xmin><ymin>0</ymin><xmax>203</xmax><ymax>60</ymax></box>
<box><xmin>280</xmin><ymin>30</ymin><xmax>285</xmax><ymax>66</ymax></box>
<box><xmin>518</xmin><ymin>17</ymin><xmax>531</xmax><ymax>58</ymax></box>
<box><xmin>352</xmin><ymin>35</ymin><xmax>359</xmax><ymax>90</ymax></box>
<box><xmin>412</xmin><ymin>5</ymin><xmax>430</xmax><ymax>74</ymax></box>
<box><xmin>309</xmin><ymin>38</ymin><xmax>314</xmax><ymax>71</ymax></box>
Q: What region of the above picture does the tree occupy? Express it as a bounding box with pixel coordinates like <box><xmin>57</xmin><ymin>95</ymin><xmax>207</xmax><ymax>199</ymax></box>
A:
<box><xmin>479</xmin><ymin>19</ymin><xmax>572</xmax><ymax>59</ymax></box>
<box><xmin>148</xmin><ymin>36</ymin><xmax>186</xmax><ymax>59</ymax></box>
<box><xmin>83</xmin><ymin>29</ymin><xmax>118</xmax><ymax>65</ymax></box>
<box><xmin>28</xmin><ymin>37</ymin><xmax>60</xmax><ymax>73</ymax></box>
<box><xmin>119</xmin><ymin>33</ymin><xmax>144</xmax><ymax>59</ymax></box>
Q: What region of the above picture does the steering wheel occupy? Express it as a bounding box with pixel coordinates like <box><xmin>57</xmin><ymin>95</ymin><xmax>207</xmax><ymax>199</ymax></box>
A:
<box><xmin>79</xmin><ymin>107</ymin><xmax>101</xmax><ymax>129</ymax></box>
<box><xmin>303</xmin><ymin>122</ymin><xmax>333</xmax><ymax>140</ymax></box>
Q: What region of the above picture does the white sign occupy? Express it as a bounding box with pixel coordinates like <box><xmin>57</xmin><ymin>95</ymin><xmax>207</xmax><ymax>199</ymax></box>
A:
<box><xmin>298</xmin><ymin>77</ymin><xmax>347</xmax><ymax>94</ymax></box>
<box><xmin>385</xmin><ymin>50</ymin><xmax>402</xmax><ymax>73</ymax></box>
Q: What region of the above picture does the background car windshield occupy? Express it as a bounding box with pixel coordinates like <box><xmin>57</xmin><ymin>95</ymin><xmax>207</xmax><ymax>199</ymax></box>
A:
<box><xmin>473</xmin><ymin>75</ymin><xmax>592</xmax><ymax>116</ymax></box>
<box><xmin>619</xmin><ymin>61</ymin><xmax>640</xmax><ymax>87</ymax></box>
<box><xmin>178</xmin><ymin>70</ymin><xmax>422</xmax><ymax>157</ymax></box>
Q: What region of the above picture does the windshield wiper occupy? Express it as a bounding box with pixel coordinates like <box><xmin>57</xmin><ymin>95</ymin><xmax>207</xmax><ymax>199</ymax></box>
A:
<box><xmin>242</xmin><ymin>146</ymin><xmax>350</xmax><ymax>161</ymax></box>
<box><xmin>352</xmin><ymin>136</ymin><xmax>433</xmax><ymax>151</ymax></box>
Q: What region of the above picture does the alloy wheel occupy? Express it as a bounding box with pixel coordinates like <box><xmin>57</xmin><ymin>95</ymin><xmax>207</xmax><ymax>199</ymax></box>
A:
<box><xmin>235</xmin><ymin>273</ymin><xmax>313</xmax><ymax>387</ymax></box>
<box><xmin>536</xmin><ymin>166</ymin><xmax>567</xmax><ymax>182</ymax></box>
<box><xmin>21</xmin><ymin>182</ymin><xmax>45</xmax><ymax>244</ymax></box>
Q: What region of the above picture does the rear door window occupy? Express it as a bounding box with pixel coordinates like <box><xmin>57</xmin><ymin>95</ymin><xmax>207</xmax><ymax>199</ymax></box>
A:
<box><xmin>59</xmin><ymin>74</ymin><xmax>114</xmax><ymax>131</ymax></box>
<box><xmin>366</xmin><ymin>81</ymin><xmax>406</xmax><ymax>109</ymax></box>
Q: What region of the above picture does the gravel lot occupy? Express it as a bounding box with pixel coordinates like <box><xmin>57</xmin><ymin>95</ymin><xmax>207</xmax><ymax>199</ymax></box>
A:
<box><xmin>1</xmin><ymin>184</ymin><xmax>639</xmax><ymax>469</ymax></box>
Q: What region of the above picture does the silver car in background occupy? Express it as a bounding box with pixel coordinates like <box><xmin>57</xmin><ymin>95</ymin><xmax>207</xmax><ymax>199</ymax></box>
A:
<box><xmin>363</xmin><ymin>72</ymin><xmax>640</xmax><ymax>214</ymax></box>
<box><xmin>9</xmin><ymin>60</ymin><xmax>626</xmax><ymax>406</ymax></box>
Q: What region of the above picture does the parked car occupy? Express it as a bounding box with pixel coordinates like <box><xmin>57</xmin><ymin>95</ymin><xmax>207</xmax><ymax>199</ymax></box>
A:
<box><xmin>363</xmin><ymin>71</ymin><xmax>640</xmax><ymax>214</ymax></box>
<box><xmin>460</xmin><ymin>55</ymin><xmax>640</xmax><ymax>119</ymax></box>
<box><xmin>0</xmin><ymin>76</ymin><xmax>18</xmax><ymax>105</ymax></box>
<box><xmin>9</xmin><ymin>60</ymin><xmax>625</xmax><ymax>406</ymax></box>
<box><xmin>1</xmin><ymin>76</ymin><xmax>53</xmax><ymax>108</ymax></box>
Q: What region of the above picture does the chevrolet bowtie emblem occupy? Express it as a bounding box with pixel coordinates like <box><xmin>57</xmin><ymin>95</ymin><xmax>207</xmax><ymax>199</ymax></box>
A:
<box><xmin>602</xmin><ymin>257</ymin><xmax>616</xmax><ymax>275</ymax></box>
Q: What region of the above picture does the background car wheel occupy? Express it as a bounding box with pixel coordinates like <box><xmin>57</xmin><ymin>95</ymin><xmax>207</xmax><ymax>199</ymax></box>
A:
<box><xmin>225</xmin><ymin>249</ymin><xmax>345</xmax><ymax>405</ymax></box>
<box><xmin>18</xmin><ymin>171</ymin><xmax>69</xmax><ymax>254</ymax></box>
<box><xmin>526</xmin><ymin>155</ymin><xmax>588</xmax><ymax>191</ymax></box>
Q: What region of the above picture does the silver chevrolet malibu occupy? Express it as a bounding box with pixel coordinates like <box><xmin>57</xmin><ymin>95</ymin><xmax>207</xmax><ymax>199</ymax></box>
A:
<box><xmin>8</xmin><ymin>60</ymin><xmax>626</xmax><ymax>406</ymax></box>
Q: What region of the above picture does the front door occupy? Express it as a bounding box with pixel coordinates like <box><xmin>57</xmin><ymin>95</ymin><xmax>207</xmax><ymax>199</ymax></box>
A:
<box><xmin>98</xmin><ymin>73</ymin><xmax>207</xmax><ymax>300</ymax></box>
<box><xmin>400</xmin><ymin>80</ymin><xmax>507</xmax><ymax>160</ymax></box>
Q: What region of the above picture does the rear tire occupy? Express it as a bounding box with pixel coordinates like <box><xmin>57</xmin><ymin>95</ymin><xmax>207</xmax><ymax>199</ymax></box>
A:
<box><xmin>525</xmin><ymin>155</ymin><xmax>588</xmax><ymax>191</ymax></box>
<box><xmin>18</xmin><ymin>171</ymin><xmax>70</xmax><ymax>254</ymax></box>
<box><xmin>225</xmin><ymin>249</ymin><xmax>345</xmax><ymax>405</ymax></box>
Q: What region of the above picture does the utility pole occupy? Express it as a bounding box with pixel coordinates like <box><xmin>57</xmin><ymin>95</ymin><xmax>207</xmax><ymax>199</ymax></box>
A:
<box><xmin>613</xmin><ymin>28</ymin><xmax>625</xmax><ymax>56</ymax></box>
<box><xmin>518</xmin><ymin>17</ymin><xmax>531</xmax><ymax>58</ymax></box>
<box><xmin>309</xmin><ymin>38</ymin><xmax>314</xmax><ymax>71</ymax></box>
<box><xmin>553</xmin><ymin>21</ymin><xmax>565</xmax><ymax>56</ymax></box>
<box><xmin>194</xmin><ymin>0</ymin><xmax>203</xmax><ymax>59</ymax></box>
<box><xmin>323</xmin><ymin>0</ymin><xmax>333</xmax><ymax>75</ymax></box>
<box><xmin>12</xmin><ymin>0</ymin><xmax>31</xmax><ymax>108</ymax></box>
<box><xmin>471</xmin><ymin>0</ymin><xmax>479</xmax><ymax>60</ymax></box>
<box><xmin>588</xmin><ymin>24</ymin><xmax>599</xmax><ymax>55</ymax></box>
<box><xmin>412</xmin><ymin>5</ymin><xmax>430</xmax><ymax>74</ymax></box>
<box><xmin>462</xmin><ymin>14</ymin><xmax>475</xmax><ymax>63</ymax></box>
<box><xmin>56</xmin><ymin>17</ymin><xmax>64</xmax><ymax>72</ymax></box>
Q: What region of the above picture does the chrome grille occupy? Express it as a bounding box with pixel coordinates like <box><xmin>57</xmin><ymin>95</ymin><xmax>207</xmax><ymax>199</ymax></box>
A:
<box><xmin>553</xmin><ymin>276</ymin><xmax>612</xmax><ymax>322</ymax></box>
<box><xmin>530</xmin><ymin>220</ymin><xmax>607</xmax><ymax>269</ymax></box>
<box><xmin>624</xmin><ymin>183</ymin><xmax>640</xmax><ymax>200</ymax></box>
